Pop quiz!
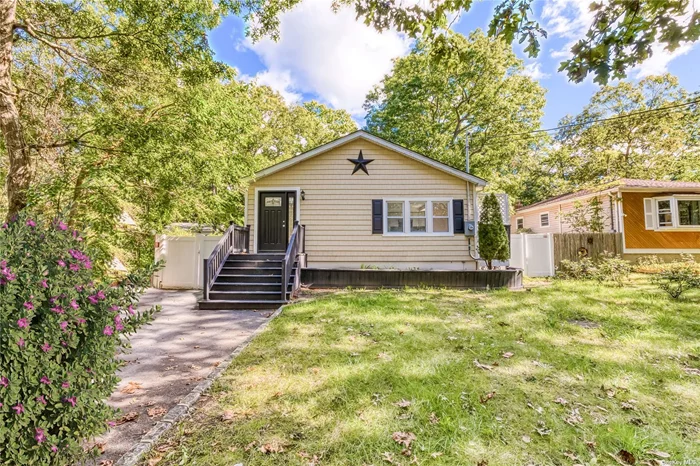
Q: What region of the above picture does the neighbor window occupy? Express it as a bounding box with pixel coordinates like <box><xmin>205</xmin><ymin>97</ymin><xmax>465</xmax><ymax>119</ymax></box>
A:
<box><xmin>516</xmin><ymin>217</ymin><xmax>524</xmax><ymax>230</ymax></box>
<box><xmin>384</xmin><ymin>200</ymin><xmax>452</xmax><ymax>235</ymax></box>
<box><xmin>540</xmin><ymin>212</ymin><xmax>550</xmax><ymax>227</ymax></box>
<box><xmin>644</xmin><ymin>196</ymin><xmax>700</xmax><ymax>229</ymax></box>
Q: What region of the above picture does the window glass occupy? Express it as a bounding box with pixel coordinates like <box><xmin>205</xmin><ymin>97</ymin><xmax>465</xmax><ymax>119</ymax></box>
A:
<box><xmin>516</xmin><ymin>218</ymin><xmax>524</xmax><ymax>230</ymax></box>
<box><xmin>432</xmin><ymin>201</ymin><xmax>449</xmax><ymax>232</ymax></box>
<box><xmin>678</xmin><ymin>200</ymin><xmax>700</xmax><ymax>226</ymax></box>
<box><xmin>657</xmin><ymin>199</ymin><xmax>673</xmax><ymax>227</ymax></box>
<box><xmin>410</xmin><ymin>201</ymin><xmax>427</xmax><ymax>232</ymax></box>
<box><xmin>264</xmin><ymin>197</ymin><xmax>282</xmax><ymax>207</ymax></box>
<box><xmin>287</xmin><ymin>195</ymin><xmax>295</xmax><ymax>240</ymax></box>
<box><xmin>387</xmin><ymin>202</ymin><xmax>404</xmax><ymax>232</ymax></box>
<box><xmin>540</xmin><ymin>213</ymin><xmax>549</xmax><ymax>227</ymax></box>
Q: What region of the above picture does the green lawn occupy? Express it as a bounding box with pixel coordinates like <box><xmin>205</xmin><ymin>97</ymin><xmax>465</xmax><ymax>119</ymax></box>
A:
<box><xmin>145</xmin><ymin>277</ymin><xmax>700</xmax><ymax>465</ymax></box>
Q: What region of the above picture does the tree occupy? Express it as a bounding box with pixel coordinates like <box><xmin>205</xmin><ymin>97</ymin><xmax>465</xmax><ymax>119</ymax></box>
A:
<box><xmin>561</xmin><ymin>196</ymin><xmax>608</xmax><ymax>233</ymax></box>
<box><xmin>364</xmin><ymin>31</ymin><xmax>545</xmax><ymax>198</ymax></box>
<box><xmin>478</xmin><ymin>193</ymin><xmax>509</xmax><ymax>270</ymax></box>
<box><xmin>545</xmin><ymin>74</ymin><xmax>700</xmax><ymax>188</ymax></box>
<box><xmin>341</xmin><ymin>0</ymin><xmax>700</xmax><ymax>84</ymax></box>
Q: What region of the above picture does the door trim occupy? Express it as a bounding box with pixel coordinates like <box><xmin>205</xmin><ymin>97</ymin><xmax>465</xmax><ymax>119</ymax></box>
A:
<box><xmin>253</xmin><ymin>187</ymin><xmax>301</xmax><ymax>253</ymax></box>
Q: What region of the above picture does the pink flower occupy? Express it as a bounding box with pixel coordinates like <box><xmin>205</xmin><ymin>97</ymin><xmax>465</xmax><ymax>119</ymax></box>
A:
<box><xmin>74</xmin><ymin>285</ymin><xmax>83</xmax><ymax>292</ymax></box>
<box><xmin>41</xmin><ymin>342</ymin><xmax>51</xmax><ymax>352</ymax></box>
<box><xmin>57</xmin><ymin>260</ymin><xmax>66</xmax><ymax>268</ymax></box>
<box><xmin>34</xmin><ymin>428</ymin><xmax>45</xmax><ymax>443</ymax></box>
<box><xmin>88</xmin><ymin>295</ymin><xmax>98</xmax><ymax>304</ymax></box>
<box><xmin>69</xmin><ymin>263</ymin><xmax>80</xmax><ymax>272</ymax></box>
<box><xmin>77</xmin><ymin>318</ymin><xmax>86</xmax><ymax>325</ymax></box>
<box><xmin>51</xmin><ymin>445</ymin><xmax>58</xmax><ymax>453</ymax></box>
<box><xmin>61</xmin><ymin>381</ymin><xmax>70</xmax><ymax>389</ymax></box>
<box><xmin>17</xmin><ymin>317</ymin><xmax>29</xmax><ymax>328</ymax></box>
<box><xmin>0</xmin><ymin>376</ymin><xmax>8</xmax><ymax>387</ymax></box>
<box><xmin>50</xmin><ymin>306</ymin><xmax>64</xmax><ymax>314</ymax></box>
<box><xmin>41</xmin><ymin>279</ymin><xmax>48</xmax><ymax>288</ymax></box>
<box><xmin>17</xmin><ymin>338</ymin><xmax>25</xmax><ymax>347</ymax></box>
<box><xmin>36</xmin><ymin>395</ymin><xmax>47</xmax><ymax>405</ymax></box>
<box><xmin>96</xmin><ymin>290</ymin><xmax>106</xmax><ymax>300</ymax></box>
<box><xmin>23</xmin><ymin>301</ymin><xmax>34</xmax><ymax>311</ymax></box>
<box><xmin>103</xmin><ymin>325</ymin><xmax>113</xmax><ymax>336</ymax></box>
<box><xmin>70</xmin><ymin>299</ymin><xmax>79</xmax><ymax>309</ymax></box>
<box><xmin>59</xmin><ymin>321</ymin><xmax>68</xmax><ymax>331</ymax></box>
<box><xmin>26</xmin><ymin>219</ymin><xmax>36</xmax><ymax>227</ymax></box>
<box><xmin>63</xmin><ymin>396</ymin><xmax>77</xmax><ymax>407</ymax></box>
<box><xmin>128</xmin><ymin>305</ymin><xmax>136</xmax><ymax>315</ymax></box>
<box><xmin>84</xmin><ymin>259</ymin><xmax>92</xmax><ymax>269</ymax></box>
<box><xmin>107</xmin><ymin>421</ymin><xmax>116</xmax><ymax>427</ymax></box>
<box><xmin>40</xmin><ymin>376</ymin><xmax>51</xmax><ymax>384</ymax></box>
<box><xmin>110</xmin><ymin>305</ymin><xmax>119</xmax><ymax>312</ymax></box>
<box><xmin>13</xmin><ymin>403</ymin><xmax>24</xmax><ymax>414</ymax></box>
<box><xmin>57</xmin><ymin>220</ymin><xmax>67</xmax><ymax>230</ymax></box>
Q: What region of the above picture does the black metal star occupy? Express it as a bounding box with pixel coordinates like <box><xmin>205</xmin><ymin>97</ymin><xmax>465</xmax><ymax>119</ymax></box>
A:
<box><xmin>347</xmin><ymin>150</ymin><xmax>374</xmax><ymax>175</ymax></box>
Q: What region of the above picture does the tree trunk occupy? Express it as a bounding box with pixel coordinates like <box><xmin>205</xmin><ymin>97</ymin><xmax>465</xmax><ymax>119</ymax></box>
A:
<box><xmin>0</xmin><ymin>0</ymin><xmax>30</xmax><ymax>219</ymax></box>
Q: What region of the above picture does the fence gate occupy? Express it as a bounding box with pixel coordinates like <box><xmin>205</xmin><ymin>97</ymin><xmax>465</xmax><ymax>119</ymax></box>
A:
<box><xmin>510</xmin><ymin>233</ymin><xmax>555</xmax><ymax>277</ymax></box>
<box><xmin>552</xmin><ymin>233</ymin><xmax>622</xmax><ymax>266</ymax></box>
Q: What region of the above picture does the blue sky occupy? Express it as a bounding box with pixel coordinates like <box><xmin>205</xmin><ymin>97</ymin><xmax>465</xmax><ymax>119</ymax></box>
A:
<box><xmin>209</xmin><ymin>0</ymin><xmax>700</xmax><ymax>128</ymax></box>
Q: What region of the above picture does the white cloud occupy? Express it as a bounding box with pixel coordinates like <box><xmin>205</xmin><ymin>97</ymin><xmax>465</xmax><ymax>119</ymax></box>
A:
<box><xmin>243</xmin><ymin>0</ymin><xmax>411</xmax><ymax>116</ymax></box>
<box><xmin>241</xmin><ymin>69</ymin><xmax>303</xmax><ymax>104</ymax></box>
<box><xmin>540</xmin><ymin>0</ymin><xmax>596</xmax><ymax>60</ymax></box>
<box><xmin>632</xmin><ymin>43</ymin><xmax>695</xmax><ymax>78</ymax></box>
<box><xmin>522</xmin><ymin>62</ymin><xmax>550</xmax><ymax>80</ymax></box>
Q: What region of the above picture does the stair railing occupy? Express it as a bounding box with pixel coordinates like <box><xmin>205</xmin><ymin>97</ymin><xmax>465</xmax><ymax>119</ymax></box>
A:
<box><xmin>281</xmin><ymin>221</ymin><xmax>305</xmax><ymax>300</ymax></box>
<box><xmin>203</xmin><ymin>223</ymin><xmax>250</xmax><ymax>301</ymax></box>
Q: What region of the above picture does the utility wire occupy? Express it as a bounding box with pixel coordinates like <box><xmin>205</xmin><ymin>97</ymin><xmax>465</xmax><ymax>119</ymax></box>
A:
<box><xmin>483</xmin><ymin>97</ymin><xmax>700</xmax><ymax>141</ymax></box>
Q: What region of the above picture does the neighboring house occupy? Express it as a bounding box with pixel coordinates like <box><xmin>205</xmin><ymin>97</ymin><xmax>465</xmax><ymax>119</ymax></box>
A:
<box><xmin>512</xmin><ymin>179</ymin><xmax>700</xmax><ymax>259</ymax></box>
<box><xmin>244</xmin><ymin>130</ymin><xmax>487</xmax><ymax>270</ymax></box>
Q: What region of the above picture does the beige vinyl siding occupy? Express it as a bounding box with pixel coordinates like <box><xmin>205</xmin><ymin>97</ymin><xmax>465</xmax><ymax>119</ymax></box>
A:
<box><xmin>247</xmin><ymin>140</ymin><xmax>475</xmax><ymax>268</ymax></box>
<box><xmin>512</xmin><ymin>194</ymin><xmax>617</xmax><ymax>234</ymax></box>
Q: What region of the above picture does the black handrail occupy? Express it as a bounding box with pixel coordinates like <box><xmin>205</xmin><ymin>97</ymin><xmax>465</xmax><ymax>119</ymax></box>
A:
<box><xmin>281</xmin><ymin>221</ymin><xmax>305</xmax><ymax>300</ymax></box>
<box><xmin>203</xmin><ymin>223</ymin><xmax>250</xmax><ymax>301</ymax></box>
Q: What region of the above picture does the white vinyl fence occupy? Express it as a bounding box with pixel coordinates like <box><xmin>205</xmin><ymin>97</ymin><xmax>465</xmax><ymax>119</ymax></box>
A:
<box><xmin>152</xmin><ymin>234</ymin><xmax>223</xmax><ymax>289</ymax></box>
<box><xmin>510</xmin><ymin>233</ymin><xmax>555</xmax><ymax>277</ymax></box>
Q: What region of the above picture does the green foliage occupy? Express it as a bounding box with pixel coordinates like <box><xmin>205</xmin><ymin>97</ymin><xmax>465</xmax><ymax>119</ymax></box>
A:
<box><xmin>556</xmin><ymin>252</ymin><xmax>631</xmax><ymax>286</ymax></box>
<box><xmin>561</xmin><ymin>196</ymin><xmax>608</xmax><ymax>233</ymax></box>
<box><xmin>0</xmin><ymin>212</ymin><xmax>157</xmax><ymax>465</ymax></box>
<box><xmin>344</xmin><ymin>0</ymin><xmax>700</xmax><ymax>84</ymax></box>
<box><xmin>477</xmin><ymin>194</ymin><xmax>509</xmax><ymax>269</ymax></box>
<box><xmin>652</xmin><ymin>255</ymin><xmax>700</xmax><ymax>299</ymax></box>
<box><xmin>364</xmin><ymin>30</ymin><xmax>546</xmax><ymax>199</ymax></box>
<box><xmin>543</xmin><ymin>75</ymin><xmax>700</xmax><ymax>188</ymax></box>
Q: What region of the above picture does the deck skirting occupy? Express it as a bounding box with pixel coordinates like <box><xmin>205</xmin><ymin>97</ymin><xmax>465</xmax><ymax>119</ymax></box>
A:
<box><xmin>301</xmin><ymin>268</ymin><xmax>523</xmax><ymax>290</ymax></box>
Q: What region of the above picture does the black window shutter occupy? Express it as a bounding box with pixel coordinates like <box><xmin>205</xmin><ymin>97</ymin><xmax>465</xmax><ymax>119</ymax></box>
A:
<box><xmin>372</xmin><ymin>200</ymin><xmax>383</xmax><ymax>234</ymax></box>
<box><xmin>453</xmin><ymin>199</ymin><xmax>465</xmax><ymax>234</ymax></box>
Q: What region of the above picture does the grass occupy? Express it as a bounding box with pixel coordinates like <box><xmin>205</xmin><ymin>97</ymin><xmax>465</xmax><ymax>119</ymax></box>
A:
<box><xmin>144</xmin><ymin>276</ymin><xmax>700</xmax><ymax>465</ymax></box>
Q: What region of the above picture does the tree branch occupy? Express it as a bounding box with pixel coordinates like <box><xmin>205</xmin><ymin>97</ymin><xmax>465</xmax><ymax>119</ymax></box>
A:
<box><xmin>29</xmin><ymin>129</ymin><xmax>97</xmax><ymax>150</ymax></box>
<box><xmin>14</xmin><ymin>20</ymin><xmax>90</xmax><ymax>65</ymax></box>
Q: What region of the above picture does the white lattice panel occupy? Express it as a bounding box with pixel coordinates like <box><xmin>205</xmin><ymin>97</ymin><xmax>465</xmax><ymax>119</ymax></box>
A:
<box><xmin>477</xmin><ymin>193</ymin><xmax>510</xmax><ymax>225</ymax></box>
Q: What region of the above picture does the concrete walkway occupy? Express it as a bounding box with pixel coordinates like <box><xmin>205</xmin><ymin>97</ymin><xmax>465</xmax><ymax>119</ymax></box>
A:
<box><xmin>95</xmin><ymin>289</ymin><xmax>270</xmax><ymax>464</ymax></box>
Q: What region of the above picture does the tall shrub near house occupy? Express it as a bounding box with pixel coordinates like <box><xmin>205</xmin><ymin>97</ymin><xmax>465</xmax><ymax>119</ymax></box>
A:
<box><xmin>0</xmin><ymin>213</ymin><xmax>157</xmax><ymax>465</ymax></box>
<box><xmin>478</xmin><ymin>193</ymin><xmax>509</xmax><ymax>269</ymax></box>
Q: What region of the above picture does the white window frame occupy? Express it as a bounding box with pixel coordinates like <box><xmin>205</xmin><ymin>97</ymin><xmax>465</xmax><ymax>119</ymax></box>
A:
<box><xmin>540</xmin><ymin>212</ymin><xmax>550</xmax><ymax>228</ymax></box>
<box><xmin>383</xmin><ymin>199</ymin><xmax>454</xmax><ymax>236</ymax></box>
<box><xmin>516</xmin><ymin>217</ymin><xmax>524</xmax><ymax>230</ymax></box>
<box><xmin>644</xmin><ymin>195</ymin><xmax>700</xmax><ymax>230</ymax></box>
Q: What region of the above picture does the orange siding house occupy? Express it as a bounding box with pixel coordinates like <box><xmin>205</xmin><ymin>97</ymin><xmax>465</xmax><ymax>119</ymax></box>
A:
<box><xmin>512</xmin><ymin>179</ymin><xmax>700</xmax><ymax>260</ymax></box>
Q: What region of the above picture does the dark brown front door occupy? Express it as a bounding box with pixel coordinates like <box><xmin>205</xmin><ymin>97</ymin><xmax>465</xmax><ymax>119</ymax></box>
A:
<box><xmin>258</xmin><ymin>191</ymin><xmax>296</xmax><ymax>252</ymax></box>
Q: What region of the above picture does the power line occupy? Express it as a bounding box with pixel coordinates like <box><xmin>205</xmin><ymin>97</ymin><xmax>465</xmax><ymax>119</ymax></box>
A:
<box><xmin>484</xmin><ymin>97</ymin><xmax>700</xmax><ymax>141</ymax></box>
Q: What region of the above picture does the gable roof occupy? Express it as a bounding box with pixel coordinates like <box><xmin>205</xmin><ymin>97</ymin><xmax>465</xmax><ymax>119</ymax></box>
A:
<box><xmin>517</xmin><ymin>178</ymin><xmax>700</xmax><ymax>213</ymax></box>
<box><xmin>249</xmin><ymin>130</ymin><xmax>488</xmax><ymax>186</ymax></box>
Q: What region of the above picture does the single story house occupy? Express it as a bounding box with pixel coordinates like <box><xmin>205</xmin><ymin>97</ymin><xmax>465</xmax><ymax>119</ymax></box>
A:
<box><xmin>512</xmin><ymin>178</ymin><xmax>700</xmax><ymax>260</ymax></box>
<box><xmin>199</xmin><ymin>131</ymin><xmax>522</xmax><ymax>310</ymax></box>
<box><xmin>244</xmin><ymin>130</ymin><xmax>488</xmax><ymax>270</ymax></box>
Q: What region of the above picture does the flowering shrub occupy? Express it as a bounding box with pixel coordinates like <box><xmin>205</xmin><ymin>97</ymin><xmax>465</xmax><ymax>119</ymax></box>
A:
<box><xmin>652</xmin><ymin>256</ymin><xmax>700</xmax><ymax>299</ymax></box>
<box><xmin>0</xmin><ymin>213</ymin><xmax>157</xmax><ymax>464</ymax></box>
<box><xmin>556</xmin><ymin>252</ymin><xmax>631</xmax><ymax>286</ymax></box>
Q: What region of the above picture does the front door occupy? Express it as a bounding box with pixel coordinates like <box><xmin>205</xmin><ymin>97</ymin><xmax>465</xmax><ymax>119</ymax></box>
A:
<box><xmin>258</xmin><ymin>191</ymin><xmax>296</xmax><ymax>252</ymax></box>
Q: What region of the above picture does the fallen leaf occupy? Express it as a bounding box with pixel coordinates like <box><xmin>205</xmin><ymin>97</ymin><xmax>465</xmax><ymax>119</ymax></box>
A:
<box><xmin>606</xmin><ymin>449</ymin><xmax>636</xmax><ymax>465</ymax></box>
<box><xmin>221</xmin><ymin>410</ymin><xmax>235</xmax><ymax>421</ymax></box>
<box><xmin>522</xmin><ymin>435</ymin><xmax>531</xmax><ymax>443</ymax></box>
<box><xmin>244</xmin><ymin>441</ymin><xmax>257</xmax><ymax>451</ymax></box>
<box><xmin>473</xmin><ymin>359</ymin><xmax>494</xmax><ymax>371</ymax></box>
<box><xmin>683</xmin><ymin>367</ymin><xmax>700</xmax><ymax>376</ymax></box>
<box><xmin>392</xmin><ymin>431</ymin><xmax>416</xmax><ymax>449</ymax></box>
<box><xmin>377</xmin><ymin>352</ymin><xmax>392</xmax><ymax>361</ymax></box>
<box><xmin>646</xmin><ymin>450</ymin><xmax>670</xmax><ymax>459</ymax></box>
<box><xmin>502</xmin><ymin>352</ymin><xmax>514</xmax><ymax>359</ymax></box>
<box><xmin>147</xmin><ymin>456</ymin><xmax>163</xmax><ymax>466</ymax></box>
<box><xmin>382</xmin><ymin>451</ymin><xmax>396</xmax><ymax>464</ymax></box>
<box><xmin>98</xmin><ymin>461</ymin><xmax>114</xmax><ymax>466</ymax></box>
<box><xmin>554</xmin><ymin>397</ymin><xmax>568</xmax><ymax>405</ymax></box>
<box><xmin>394</xmin><ymin>399</ymin><xmax>411</xmax><ymax>408</ymax></box>
<box><xmin>431</xmin><ymin>452</ymin><xmax>443</xmax><ymax>458</ymax></box>
<box><xmin>429</xmin><ymin>412</ymin><xmax>439</xmax><ymax>424</ymax></box>
<box><xmin>155</xmin><ymin>441</ymin><xmax>176</xmax><ymax>453</ymax></box>
<box><xmin>563</xmin><ymin>451</ymin><xmax>579</xmax><ymax>461</ymax></box>
<box><xmin>120</xmin><ymin>382</ymin><xmax>142</xmax><ymax>394</ymax></box>
<box><xmin>621</xmin><ymin>402</ymin><xmax>636</xmax><ymax>410</ymax></box>
<box><xmin>480</xmin><ymin>391</ymin><xmax>496</xmax><ymax>404</ymax></box>
<box><xmin>259</xmin><ymin>440</ymin><xmax>286</xmax><ymax>454</ymax></box>
<box><xmin>147</xmin><ymin>406</ymin><xmax>167</xmax><ymax>418</ymax></box>
<box><xmin>565</xmin><ymin>408</ymin><xmax>583</xmax><ymax>425</ymax></box>
<box><xmin>115</xmin><ymin>412</ymin><xmax>139</xmax><ymax>425</ymax></box>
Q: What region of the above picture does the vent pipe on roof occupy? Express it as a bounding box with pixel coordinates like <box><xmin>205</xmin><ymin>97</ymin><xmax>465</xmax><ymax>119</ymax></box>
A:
<box><xmin>465</xmin><ymin>130</ymin><xmax>470</xmax><ymax>173</ymax></box>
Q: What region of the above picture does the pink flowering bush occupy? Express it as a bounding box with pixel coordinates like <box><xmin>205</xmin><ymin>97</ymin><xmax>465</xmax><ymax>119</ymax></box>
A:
<box><xmin>0</xmin><ymin>213</ymin><xmax>157</xmax><ymax>464</ymax></box>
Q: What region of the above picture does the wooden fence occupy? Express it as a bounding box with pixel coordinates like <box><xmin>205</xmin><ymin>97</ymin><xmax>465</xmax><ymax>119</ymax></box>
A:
<box><xmin>553</xmin><ymin>233</ymin><xmax>623</xmax><ymax>266</ymax></box>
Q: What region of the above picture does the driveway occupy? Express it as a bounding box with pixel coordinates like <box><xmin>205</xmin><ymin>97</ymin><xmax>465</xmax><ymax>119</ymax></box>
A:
<box><xmin>95</xmin><ymin>289</ymin><xmax>271</xmax><ymax>464</ymax></box>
